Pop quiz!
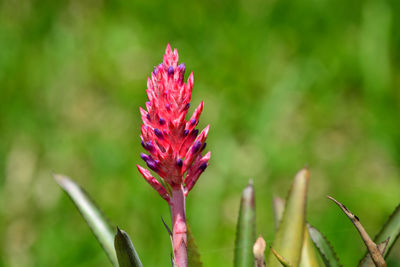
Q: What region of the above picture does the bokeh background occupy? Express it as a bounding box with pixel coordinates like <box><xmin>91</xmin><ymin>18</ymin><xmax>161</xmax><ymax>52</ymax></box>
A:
<box><xmin>1</xmin><ymin>0</ymin><xmax>400</xmax><ymax>266</ymax></box>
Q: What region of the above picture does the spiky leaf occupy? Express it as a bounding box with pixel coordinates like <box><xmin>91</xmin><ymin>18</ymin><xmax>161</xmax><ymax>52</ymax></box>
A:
<box><xmin>273</xmin><ymin>197</ymin><xmax>320</xmax><ymax>267</ymax></box>
<box><xmin>234</xmin><ymin>180</ymin><xmax>256</xmax><ymax>267</ymax></box>
<box><xmin>300</xmin><ymin>226</ymin><xmax>321</xmax><ymax>267</ymax></box>
<box><xmin>359</xmin><ymin>238</ymin><xmax>389</xmax><ymax>267</ymax></box>
<box><xmin>114</xmin><ymin>227</ymin><xmax>143</xmax><ymax>267</ymax></box>
<box><xmin>359</xmin><ymin>204</ymin><xmax>400</xmax><ymax>266</ymax></box>
<box><xmin>373</xmin><ymin>204</ymin><xmax>400</xmax><ymax>257</ymax></box>
<box><xmin>266</xmin><ymin>169</ymin><xmax>309</xmax><ymax>267</ymax></box>
<box><xmin>328</xmin><ymin>196</ymin><xmax>386</xmax><ymax>267</ymax></box>
<box><xmin>54</xmin><ymin>174</ymin><xmax>118</xmax><ymax>266</ymax></box>
<box><xmin>308</xmin><ymin>225</ymin><xmax>341</xmax><ymax>267</ymax></box>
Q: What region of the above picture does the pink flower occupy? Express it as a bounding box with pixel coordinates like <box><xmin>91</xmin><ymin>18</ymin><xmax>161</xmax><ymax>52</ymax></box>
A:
<box><xmin>137</xmin><ymin>44</ymin><xmax>211</xmax><ymax>203</ymax></box>
<box><xmin>137</xmin><ymin>44</ymin><xmax>211</xmax><ymax>266</ymax></box>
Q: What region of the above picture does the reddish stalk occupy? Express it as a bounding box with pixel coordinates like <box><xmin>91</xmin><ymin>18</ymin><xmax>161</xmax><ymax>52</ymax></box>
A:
<box><xmin>171</xmin><ymin>186</ymin><xmax>188</xmax><ymax>267</ymax></box>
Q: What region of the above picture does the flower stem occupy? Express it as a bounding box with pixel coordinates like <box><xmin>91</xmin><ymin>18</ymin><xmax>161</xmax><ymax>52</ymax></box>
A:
<box><xmin>171</xmin><ymin>186</ymin><xmax>188</xmax><ymax>267</ymax></box>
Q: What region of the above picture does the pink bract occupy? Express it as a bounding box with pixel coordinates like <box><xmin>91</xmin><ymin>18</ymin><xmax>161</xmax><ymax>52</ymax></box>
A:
<box><xmin>137</xmin><ymin>44</ymin><xmax>210</xmax><ymax>203</ymax></box>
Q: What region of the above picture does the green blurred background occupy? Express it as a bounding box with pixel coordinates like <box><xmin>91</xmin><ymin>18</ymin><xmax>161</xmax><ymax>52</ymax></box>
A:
<box><xmin>1</xmin><ymin>0</ymin><xmax>399</xmax><ymax>266</ymax></box>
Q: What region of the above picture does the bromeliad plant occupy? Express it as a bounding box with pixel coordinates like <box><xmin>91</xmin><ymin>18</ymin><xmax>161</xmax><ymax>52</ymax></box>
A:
<box><xmin>137</xmin><ymin>44</ymin><xmax>210</xmax><ymax>267</ymax></box>
<box><xmin>54</xmin><ymin>45</ymin><xmax>400</xmax><ymax>267</ymax></box>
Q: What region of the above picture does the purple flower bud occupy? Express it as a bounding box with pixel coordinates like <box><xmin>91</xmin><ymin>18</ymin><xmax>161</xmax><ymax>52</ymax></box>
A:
<box><xmin>168</xmin><ymin>66</ymin><xmax>174</xmax><ymax>76</ymax></box>
<box><xmin>165</xmin><ymin>103</ymin><xmax>171</xmax><ymax>111</ymax></box>
<box><xmin>154</xmin><ymin>128</ymin><xmax>163</xmax><ymax>138</ymax></box>
<box><xmin>200</xmin><ymin>142</ymin><xmax>207</xmax><ymax>152</ymax></box>
<box><xmin>146</xmin><ymin>160</ymin><xmax>158</xmax><ymax>172</ymax></box>
<box><xmin>145</xmin><ymin>141</ymin><xmax>155</xmax><ymax>152</ymax></box>
<box><xmin>184</xmin><ymin>103</ymin><xmax>190</xmax><ymax>110</ymax></box>
<box><xmin>153</xmin><ymin>66</ymin><xmax>159</xmax><ymax>75</ymax></box>
<box><xmin>141</xmin><ymin>140</ymin><xmax>146</xmax><ymax>148</ymax></box>
<box><xmin>199</xmin><ymin>162</ymin><xmax>208</xmax><ymax>172</ymax></box>
<box><xmin>140</xmin><ymin>153</ymin><xmax>150</xmax><ymax>162</ymax></box>
<box><xmin>191</xmin><ymin>141</ymin><xmax>202</xmax><ymax>153</ymax></box>
<box><xmin>146</xmin><ymin>114</ymin><xmax>151</xmax><ymax>121</ymax></box>
<box><xmin>183</xmin><ymin>129</ymin><xmax>189</xmax><ymax>136</ymax></box>
<box><xmin>190</xmin><ymin>118</ymin><xmax>197</xmax><ymax>126</ymax></box>
<box><xmin>191</xmin><ymin>129</ymin><xmax>199</xmax><ymax>137</ymax></box>
<box><xmin>159</xmin><ymin>118</ymin><xmax>166</xmax><ymax>125</ymax></box>
<box><xmin>178</xmin><ymin>63</ymin><xmax>185</xmax><ymax>73</ymax></box>
<box><xmin>141</xmin><ymin>154</ymin><xmax>158</xmax><ymax>171</ymax></box>
<box><xmin>176</xmin><ymin>158</ymin><xmax>183</xmax><ymax>167</ymax></box>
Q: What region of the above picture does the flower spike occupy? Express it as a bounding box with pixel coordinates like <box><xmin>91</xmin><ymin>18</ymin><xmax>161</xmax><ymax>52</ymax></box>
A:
<box><xmin>137</xmin><ymin>44</ymin><xmax>210</xmax><ymax>267</ymax></box>
<box><xmin>138</xmin><ymin>44</ymin><xmax>210</xmax><ymax>193</ymax></box>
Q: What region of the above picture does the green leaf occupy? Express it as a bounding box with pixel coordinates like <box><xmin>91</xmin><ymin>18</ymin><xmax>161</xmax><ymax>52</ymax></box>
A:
<box><xmin>234</xmin><ymin>180</ymin><xmax>256</xmax><ymax>267</ymax></box>
<box><xmin>273</xmin><ymin>197</ymin><xmax>285</xmax><ymax>231</ymax></box>
<box><xmin>161</xmin><ymin>216</ymin><xmax>173</xmax><ymax>243</ymax></box>
<box><xmin>266</xmin><ymin>169</ymin><xmax>309</xmax><ymax>267</ymax></box>
<box><xmin>300</xmin><ymin>226</ymin><xmax>321</xmax><ymax>267</ymax></box>
<box><xmin>327</xmin><ymin>196</ymin><xmax>386</xmax><ymax>267</ymax></box>
<box><xmin>359</xmin><ymin>238</ymin><xmax>389</xmax><ymax>267</ymax></box>
<box><xmin>359</xmin><ymin>204</ymin><xmax>400</xmax><ymax>266</ymax></box>
<box><xmin>187</xmin><ymin>224</ymin><xmax>202</xmax><ymax>267</ymax></box>
<box><xmin>114</xmin><ymin>227</ymin><xmax>143</xmax><ymax>267</ymax></box>
<box><xmin>270</xmin><ymin>247</ymin><xmax>292</xmax><ymax>267</ymax></box>
<box><xmin>273</xmin><ymin>197</ymin><xmax>320</xmax><ymax>267</ymax></box>
<box><xmin>54</xmin><ymin>174</ymin><xmax>118</xmax><ymax>266</ymax></box>
<box><xmin>308</xmin><ymin>225</ymin><xmax>341</xmax><ymax>267</ymax></box>
<box><xmin>373</xmin><ymin>204</ymin><xmax>400</xmax><ymax>257</ymax></box>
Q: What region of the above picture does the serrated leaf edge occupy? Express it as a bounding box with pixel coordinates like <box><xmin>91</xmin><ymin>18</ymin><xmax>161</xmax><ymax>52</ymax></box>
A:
<box><xmin>307</xmin><ymin>224</ymin><xmax>342</xmax><ymax>267</ymax></box>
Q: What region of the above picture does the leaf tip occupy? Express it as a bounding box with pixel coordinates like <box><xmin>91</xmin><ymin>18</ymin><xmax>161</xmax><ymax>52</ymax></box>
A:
<box><xmin>243</xmin><ymin>180</ymin><xmax>254</xmax><ymax>195</ymax></box>
<box><xmin>302</xmin><ymin>167</ymin><xmax>310</xmax><ymax>180</ymax></box>
<box><xmin>270</xmin><ymin>246</ymin><xmax>291</xmax><ymax>266</ymax></box>
<box><xmin>294</xmin><ymin>168</ymin><xmax>310</xmax><ymax>184</ymax></box>
<box><xmin>242</xmin><ymin>180</ymin><xmax>255</xmax><ymax>207</ymax></box>
<box><xmin>161</xmin><ymin>216</ymin><xmax>173</xmax><ymax>238</ymax></box>
<box><xmin>53</xmin><ymin>173</ymin><xmax>65</xmax><ymax>185</ymax></box>
<box><xmin>116</xmin><ymin>226</ymin><xmax>121</xmax><ymax>235</ymax></box>
<box><xmin>253</xmin><ymin>235</ymin><xmax>266</xmax><ymax>258</ymax></box>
